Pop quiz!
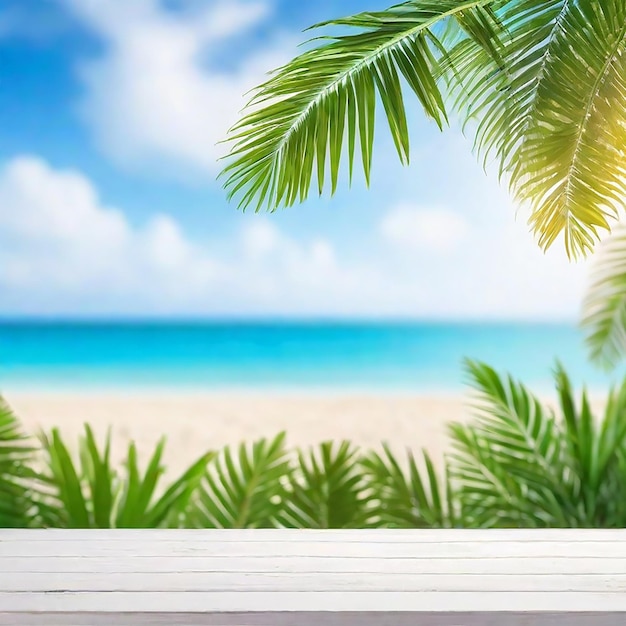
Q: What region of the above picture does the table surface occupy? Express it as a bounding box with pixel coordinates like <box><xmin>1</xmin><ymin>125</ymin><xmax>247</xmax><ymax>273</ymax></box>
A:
<box><xmin>2</xmin><ymin>529</ymin><xmax>626</xmax><ymax>625</ymax></box>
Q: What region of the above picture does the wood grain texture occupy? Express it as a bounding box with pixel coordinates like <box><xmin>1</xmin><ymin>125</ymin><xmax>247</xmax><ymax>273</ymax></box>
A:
<box><xmin>1</xmin><ymin>530</ymin><xmax>626</xmax><ymax>625</ymax></box>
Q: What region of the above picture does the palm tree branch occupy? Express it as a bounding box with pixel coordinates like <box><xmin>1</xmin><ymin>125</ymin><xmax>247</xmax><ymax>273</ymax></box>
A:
<box><xmin>221</xmin><ymin>0</ymin><xmax>502</xmax><ymax>211</ymax></box>
<box><xmin>513</xmin><ymin>1</ymin><xmax>626</xmax><ymax>256</ymax></box>
<box><xmin>451</xmin><ymin>0</ymin><xmax>626</xmax><ymax>259</ymax></box>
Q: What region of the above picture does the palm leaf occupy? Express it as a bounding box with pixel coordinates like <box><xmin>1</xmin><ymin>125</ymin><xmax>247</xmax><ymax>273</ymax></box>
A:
<box><xmin>221</xmin><ymin>0</ymin><xmax>502</xmax><ymax>211</ymax></box>
<box><xmin>39</xmin><ymin>426</ymin><xmax>211</xmax><ymax>528</ymax></box>
<box><xmin>556</xmin><ymin>366</ymin><xmax>626</xmax><ymax>526</ymax></box>
<box><xmin>279</xmin><ymin>441</ymin><xmax>369</xmax><ymax>528</ymax></box>
<box><xmin>581</xmin><ymin>226</ymin><xmax>626</xmax><ymax>369</ymax></box>
<box><xmin>509</xmin><ymin>0</ymin><xmax>626</xmax><ymax>257</ymax></box>
<box><xmin>0</xmin><ymin>399</ymin><xmax>38</xmax><ymax>527</ymax></box>
<box><xmin>223</xmin><ymin>0</ymin><xmax>626</xmax><ymax>258</ymax></box>
<box><xmin>80</xmin><ymin>425</ymin><xmax>115</xmax><ymax>528</ymax></box>
<box><xmin>449</xmin><ymin>360</ymin><xmax>626</xmax><ymax>527</ymax></box>
<box><xmin>449</xmin><ymin>423</ymin><xmax>537</xmax><ymax>527</ymax></box>
<box><xmin>362</xmin><ymin>443</ymin><xmax>459</xmax><ymax>528</ymax></box>
<box><xmin>189</xmin><ymin>433</ymin><xmax>291</xmax><ymax>528</ymax></box>
<box><xmin>115</xmin><ymin>440</ymin><xmax>212</xmax><ymax>528</ymax></box>
<box><xmin>450</xmin><ymin>360</ymin><xmax>578</xmax><ymax>526</ymax></box>
<box><xmin>445</xmin><ymin>0</ymin><xmax>626</xmax><ymax>257</ymax></box>
<box><xmin>39</xmin><ymin>428</ymin><xmax>91</xmax><ymax>528</ymax></box>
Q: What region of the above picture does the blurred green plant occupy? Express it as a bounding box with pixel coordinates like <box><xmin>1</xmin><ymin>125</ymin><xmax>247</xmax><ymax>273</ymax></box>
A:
<box><xmin>187</xmin><ymin>433</ymin><xmax>291</xmax><ymax>528</ymax></box>
<box><xmin>582</xmin><ymin>227</ymin><xmax>626</xmax><ymax>370</ymax></box>
<box><xmin>451</xmin><ymin>360</ymin><xmax>626</xmax><ymax>528</ymax></box>
<box><xmin>280</xmin><ymin>441</ymin><xmax>370</xmax><ymax>528</ymax></box>
<box><xmin>0</xmin><ymin>400</ymin><xmax>38</xmax><ymax>527</ymax></box>
<box><xmin>363</xmin><ymin>444</ymin><xmax>458</xmax><ymax>528</ymax></box>
<box><xmin>4</xmin><ymin>359</ymin><xmax>626</xmax><ymax>529</ymax></box>
<box><xmin>37</xmin><ymin>426</ymin><xmax>213</xmax><ymax>528</ymax></box>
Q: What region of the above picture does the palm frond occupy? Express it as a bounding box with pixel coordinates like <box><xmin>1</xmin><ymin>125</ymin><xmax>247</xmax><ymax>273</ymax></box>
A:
<box><xmin>279</xmin><ymin>441</ymin><xmax>370</xmax><ymax>528</ymax></box>
<box><xmin>511</xmin><ymin>0</ymin><xmax>626</xmax><ymax>257</ymax></box>
<box><xmin>555</xmin><ymin>366</ymin><xmax>626</xmax><ymax>525</ymax></box>
<box><xmin>450</xmin><ymin>360</ymin><xmax>578</xmax><ymax>526</ymax></box>
<box><xmin>115</xmin><ymin>441</ymin><xmax>212</xmax><ymax>529</ymax></box>
<box><xmin>423</xmin><ymin>0</ymin><xmax>626</xmax><ymax>257</ymax></box>
<box><xmin>449</xmin><ymin>423</ymin><xmax>535</xmax><ymax>527</ymax></box>
<box><xmin>39</xmin><ymin>428</ymin><xmax>91</xmax><ymax>528</ymax></box>
<box><xmin>39</xmin><ymin>425</ymin><xmax>211</xmax><ymax>528</ymax></box>
<box><xmin>462</xmin><ymin>360</ymin><xmax>566</xmax><ymax>491</ymax></box>
<box><xmin>362</xmin><ymin>443</ymin><xmax>458</xmax><ymax>528</ymax></box>
<box><xmin>189</xmin><ymin>433</ymin><xmax>291</xmax><ymax>528</ymax></box>
<box><xmin>223</xmin><ymin>0</ymin><xmax>626</xmax><ymax>258</ymax></box>
<box><xmin>450</xmin><ymin>360</ymin><xmax>626</xmax><ymax>527</ymax></box>
<box><xmin>581</xmin><ymin>226</ymin><xmax>626</xmax><ymax>369</ymax></box>
<box><xmin>0</xmin><ymin>399</ymin><xmax>38</xmax><ymax>527</ymax></box>
<box><xmin>221</xmin><ymin>0</ymin><xmax>502</xmax><ymax>211</ymax></box>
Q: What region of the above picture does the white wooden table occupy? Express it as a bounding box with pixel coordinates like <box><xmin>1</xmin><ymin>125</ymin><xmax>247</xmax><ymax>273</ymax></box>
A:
<box><xmin>1</xmin><ymin>529</ymin><xmax>626</xmax><ymax>625</ymax></box>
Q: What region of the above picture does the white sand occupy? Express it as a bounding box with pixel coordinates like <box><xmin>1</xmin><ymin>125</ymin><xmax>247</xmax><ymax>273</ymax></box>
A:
<box><xmin>5</xmin><ymin>392</ymin><xmax>474</xmax><ymax>477</ymax></box>
<box><xmin>6</xmin><ymin>390</ymin><xmax>607</xmax><ymax>477</ymax></box>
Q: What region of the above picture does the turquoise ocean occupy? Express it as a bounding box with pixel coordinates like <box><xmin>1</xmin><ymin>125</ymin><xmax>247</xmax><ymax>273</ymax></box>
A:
<box><xmin>0</xmin><ymin>321</ymin><xmax>620</xmax><ymax>393</ymax></box>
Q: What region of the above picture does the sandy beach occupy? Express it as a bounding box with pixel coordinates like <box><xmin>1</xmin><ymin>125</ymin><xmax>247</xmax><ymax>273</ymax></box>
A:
<box><xmin>6</xmin><ymin>392</ymin><xmax>476</xmax><ymax>477</ymax></box>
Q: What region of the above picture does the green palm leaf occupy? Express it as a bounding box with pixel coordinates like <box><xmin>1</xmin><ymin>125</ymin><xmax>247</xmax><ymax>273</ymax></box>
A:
<box><xmin>39</xmin><ymin>426</ymin><xmax>211</xmax><ymax>528</ymax></box>
<box><xmin>362</xmin><ymin>443</ymin><xmax>458</xmax><ymax>528</ymax></box>
<box><xmin>450</xmin><ymin>360</ymin><xmax>577</xmax><ymax>526</ymax></box>
<box><xmin>221</xmin><ymin>0</ymin><xmax>501</xmax><ymax>211</ymax></box>
<box><xmin>39</xmin><ymin>428</ymin><xmax>91</xmax><ymax>528</ymax></box>
<box><xmin>581</xmin><ymin>226</ymin><xmax>626</xmax><ymax>369</ymax></box>
<box><xmin>450</xmin><ymin>360</ymin><xmax>626</xmax><ymax>527</ymax></box>
<box><xmin>555</xmin><ymin>366</ymin><xmax>626</xmax><ymax>526</ymax></box>
<box><xmin>223</xmin><ymin>0</ymin><xmax>626</xmax><ymax>258</ymax></box>
<box><xmin>449</xmin><ymin>423</ymin><xmax>535</xmax><ymax>527</ymax></box>
<box><xmin>189</xmin><ymin>433</ymin><xmax>291</xmax><ymax>528</ymax></box>
<box><xmin>505</xmin><ymin>0</ymin><xmax>626</xmax><ymax>257</ymax></box>
<box><xmin>278</xmin><ymin>441</ymin><xmax>369</xmax><ymax>528</ymax></box>
<box><xmin>0</xmin><ymin>399</ymin><xmax>38</xmax><ymax>527</ymax></box>
<box><xmin>446</xmin><ymin>0</ymin><xmax>626</xmax><ymax>257</ymax></box>
<box><xmin>115</xmin><ymin>440</ymin><xmax>212</xmax><ymax>528</ymax></box>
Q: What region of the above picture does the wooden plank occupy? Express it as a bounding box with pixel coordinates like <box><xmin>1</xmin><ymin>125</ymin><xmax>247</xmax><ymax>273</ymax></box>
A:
<box><xmin>3</xmin><ymin>572</ymin><xmax>626</xmax><ymax>592</ymax></box>
<box><xmin>2</xmin><ymin>528</ymin><xmax>626</xmax><ymax>542</ymax></box>
<box><xmin>2</xmin><ymin>530</ymin><xmax>626</xmax><ymax>624</ymax></box>
<box><xmin>4</xmin><ymin>590</ymin><xmax>626</xmax><ymax>613</ymax></box>
<box><xmin>5</xmin><ymin>556</ymin><xmax>626</xmax><ymax>574</ymax></box>
<box><xmin>4</xmin><ymin>539</ymin><xmax>626</xmax><ymax>558</ymax></box>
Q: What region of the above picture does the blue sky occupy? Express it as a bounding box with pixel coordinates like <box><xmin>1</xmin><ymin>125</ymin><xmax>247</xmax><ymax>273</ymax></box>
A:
<box><xmin>0</xmin><ymin>0</ymin><xmax>591</xmax><ymax>319</ymax></box>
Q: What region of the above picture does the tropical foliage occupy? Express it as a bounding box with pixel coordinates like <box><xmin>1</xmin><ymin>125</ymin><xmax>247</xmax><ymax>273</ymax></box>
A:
<box><xmin>0</xmin><ymin>400</ymin><xmax>38</xmax><ymax>527</ymax></box>
<box><xmin>452</xmin><ymin>361</ymin><xmax>626</xmax><ymax>527</ymax></box>
<box><xmin>37</xmin><ymin>426</ymin><xmax>213</xmax><ymax>528</ymax></box>
<box><xmin>221</xmin><ymin>0</ymin><xmax>626</xmax><ymax>259</ymax></box>
<box><xmin>3</xmin><ymin>360</ymin><xmax>626</xmax><ymax>528</ymax></box>
<box><xmin>188</xmin><ymin>434</ymin><xmax>290</xmax><ymax>528</ymax></box>
<box><xmin>582</xmin><ymin>226</ymin><xmax>626</xmax><ymax>370</ymax></box>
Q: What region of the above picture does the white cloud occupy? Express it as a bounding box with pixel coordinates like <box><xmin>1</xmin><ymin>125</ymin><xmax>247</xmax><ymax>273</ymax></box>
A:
<box><xmin>0</xmin><ymin>155</ymin><xmax>594</xmax><ymax>319</ymax></box>
<box><xmin>374</xmin><ymin>197</ymin><xmax>592</xmax><ymax>319</ymax></box>
<box><xmin>233</xmin><ymin>220</ymin><xmax>378</xmax><ymax>310</ymax></box>
<box><xmin>0</xmin><ymin>157</ymin><xmax>220</xmax><ymax>304</ymax></box>
<box><xmin>60</xmin><ymin>0</ymin><xmax>294</xmax><ymax>179</ymax></box>
<box><xmin>381</xmin><ymin>205</ymin><xmax>469</xmax><ymax>253</ymax></box>
<box><xmin>456</xmin><ymin>217</ymin><xmax>588</xmax><ymax>319</ymax></box>
<box><xmin>0</xmin><ymin>156</ymin><xmax>374</xmax><ymax>315</ymax></box>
